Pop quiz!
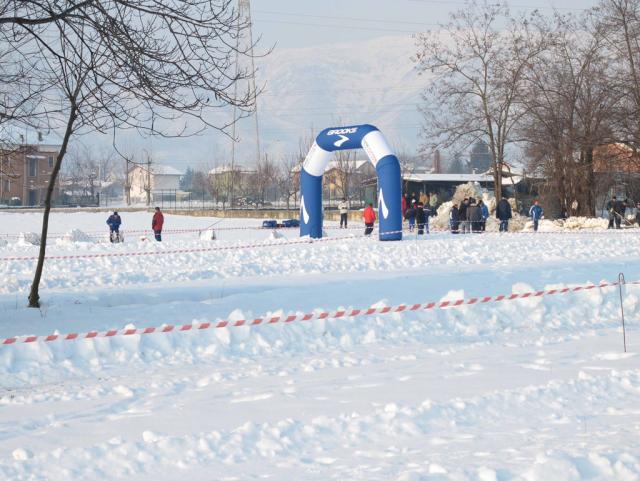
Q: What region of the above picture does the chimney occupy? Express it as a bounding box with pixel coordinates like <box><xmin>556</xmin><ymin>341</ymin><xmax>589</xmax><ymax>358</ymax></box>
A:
<box><xmin>433</xmin><ymin>150</ymin><xmax>441</xmax><ymax>174</ymax></box>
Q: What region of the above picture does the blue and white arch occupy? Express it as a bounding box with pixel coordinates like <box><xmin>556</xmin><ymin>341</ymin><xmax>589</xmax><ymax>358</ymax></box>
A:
<box><xmin>300</xmin><ymin>124</ymin><xmax>402</xmax><ymax>241</ymax></box>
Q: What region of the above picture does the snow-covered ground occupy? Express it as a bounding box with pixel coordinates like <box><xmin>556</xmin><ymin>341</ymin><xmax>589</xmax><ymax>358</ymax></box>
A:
<box><xmin>0</xmin><ymin>210</ymin><xmax>639</xmax><ymax>481</ymax></box>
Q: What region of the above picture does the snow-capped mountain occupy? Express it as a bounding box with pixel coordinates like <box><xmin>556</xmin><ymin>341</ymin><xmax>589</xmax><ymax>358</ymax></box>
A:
<box><xmin>229</xmin><ymin>34</ymin><xmax>426</xmax><ymax>162</ymax></box>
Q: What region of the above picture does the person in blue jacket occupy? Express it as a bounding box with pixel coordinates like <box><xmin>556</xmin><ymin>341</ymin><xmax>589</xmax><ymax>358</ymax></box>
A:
<box><xmin>529</xmin><ymin>200</ymin><xmax>544</xmax><ymax>232</ymax></box>
<box><xmin>478</xmin><ymin>200</ymin><xmax>489</xmax><ymax>231</ymax></box>
<box><xmin>106</xmin><ymin>211</ymin><xmax>122</xmax><ymax>242</ymax></box>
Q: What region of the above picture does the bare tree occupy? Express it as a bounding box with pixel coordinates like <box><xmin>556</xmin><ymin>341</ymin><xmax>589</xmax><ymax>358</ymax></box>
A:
<box><xmin>254</xmin><ymin>153</ymin><xmax>277</xmax><ymax>205</ymax></box>
<box><xmin>520</xmin><ymin>14</ymin><xmax>619</xmax><ymax>216</ymax></box>
<box><xmin>415</xmin><ymin>1</ymin><xmax>547</xmax><ymax>200</ymax></box>
<box><xmin>6</xmin><ymin>1</ymin><xmax>262</xmax><ymax>307</ymax></box>
<box><xmin>331</xmin><ymin>149</ymin><xmax>357</xmax><ymax>202</ymax></box>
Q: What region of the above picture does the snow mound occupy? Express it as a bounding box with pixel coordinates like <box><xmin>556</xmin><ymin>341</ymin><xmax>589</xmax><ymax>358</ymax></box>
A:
<box><xmin>269</xmin><ymin>230</ymin><xmax>284</xmax><ymax>240</ymax></box>
<box><xmin>57</xmin><ymin>229</ymin><xmax>94</xmax><ymax>244</ymax></box>
<box><xmin>199</xmin><ymin>229</ymin><xmax>217</xmax><ymax>241</ymax></box>
<box><xmin>562</xmin><ymin>216</ymin><xmax>609</xmax><ymax>230</ymax></box>
<box><xmin>16</xmin><ymin>232</ymin><xmax>40</xmax><ymax>246</ymax></box>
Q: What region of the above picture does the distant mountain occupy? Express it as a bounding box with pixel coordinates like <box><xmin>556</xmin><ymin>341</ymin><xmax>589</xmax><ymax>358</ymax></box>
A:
<box><xmin>229</xmin><ymin>35</ymin><xmax>426</xmax><ymax>163</ymax></box>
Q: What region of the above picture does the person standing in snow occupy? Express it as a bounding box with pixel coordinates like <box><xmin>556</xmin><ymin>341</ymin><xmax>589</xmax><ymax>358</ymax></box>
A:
<box><xmin>529</xmin><ymin>200</ymin><xmax>544</xmax><ymax>232</ymax></box>
<box><xmin>466</xmin><ymin>199</ymin><xmax>483</xmax><ymax>233</ymax></box>
<box><xmin>429</xmin><ymin>192</ymin><xmax>438</xmax><ymax>209</ymax></box>
<box><xmin>401</xmin><ymin>195</ymin><xmax>407</xmax><ymax>218</ymax></box>
<box><xmin>363</xmin><ymin>202</ymin><xmax>376</xmax><ymax>236</ymax></box>
<box><xmin>416</xmin><ymin>202</ymin><xmax>427</xmax><ymax>235</ymax></box>
<box><xmin>106</xmin><ymin>211</ymin><xmax>122</xmax><ymax>242</ymax></box>
<box><xmin>496</xmin><ymin>196</ymin><xmax>512</xmax><ymax>232</ymax></box>
<box><xmin>152</xmin><ymin>206</ymin><xmax>164</xmax><ymax>241</ymax></box>
<box><xmin>478</xmin><ymin>200</ymin><xmax>489</xmax><ymax>232</ymax></box>
<box><xmin>404</xmin><ymin>200</ymin><xmax>416</xmax><ymax>232</ymax></box>
<box><xmin>459</xmin><ymin>198</ymin><xmax>470</xmax><ymax>234</ymax></box>
<box><xmin>449</xmin><ymin>202</ymin><xmax>460</xmax><ymax>234</ymax></box>
<box><xmin>338</xmin><ymin>198</ymin><xmax>349</xmax><ymax>228</ymax></box>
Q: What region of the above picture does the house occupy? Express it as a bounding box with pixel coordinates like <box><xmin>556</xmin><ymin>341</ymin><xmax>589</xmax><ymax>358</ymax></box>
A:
<box><xmin>0</xmin><ymin>144</ymin><xmax>61</xmax><ymax>206</ymax></box>
<box><xmin>128</xmin><ymin>164</ymin><xmax>183</xmax><ymax>204</ymax></box>
<box><xmin>208</xmin><ymin>164</ymin><xmax>257</xmax><ymax>205</ymax></box>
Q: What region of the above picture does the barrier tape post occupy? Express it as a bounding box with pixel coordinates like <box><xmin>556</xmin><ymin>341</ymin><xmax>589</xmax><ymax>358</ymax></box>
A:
<box><xmin>618</xmin><ymin>272</ymin><xmax>627</xmax><ymax>353</ymax></box>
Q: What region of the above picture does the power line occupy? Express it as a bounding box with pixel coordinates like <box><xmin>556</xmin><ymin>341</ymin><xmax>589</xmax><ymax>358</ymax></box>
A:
<box><xmin>254</xmin><ymin>10</ymin><xmax>440</xmax><ymax>27</ymax></box>
<box><xmin>406</xmin><ymin>0</ymin><xmax>589</xmax><ymax>10</ymax></box>
<box><xmin>254</xmin><ymin>18</ymin><xmax>421</xmax><ymax>34</ymax></box>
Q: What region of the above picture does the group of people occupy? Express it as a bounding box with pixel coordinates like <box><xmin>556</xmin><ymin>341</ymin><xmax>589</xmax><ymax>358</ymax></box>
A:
<box><xmin>106</xmin><ymin>207</ymin><xmax>165</xmax><ymax>242</ymax></box>
<box><xmin>359</xmin><ymin>192</ymin><xmax>547</xmax><ymax>236</ymax></box>
<box><xmin>606</xmin><ymin>196</ymin><xmax>640</xmax><ymax>229</ymax></box>
<box><xmin>449</xmin><ymin>197</ymin><xmax>544</xmax><ymax>233</ymax></box>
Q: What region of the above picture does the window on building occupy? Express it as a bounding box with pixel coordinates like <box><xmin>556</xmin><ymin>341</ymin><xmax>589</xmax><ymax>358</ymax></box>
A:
<box><xmin>3</xmin><ymin>179</ymin><xmax>9</xmax><ymax>191</ymax></box>
<box><xmin>28</xmin><ymin>158</ymin><xmax>37</xmax><ymax>177</ymax></box>
<box><xmin>48</xmin><ymin>156</ymin><xmax>54</xmax><ymax>168</ymax></box>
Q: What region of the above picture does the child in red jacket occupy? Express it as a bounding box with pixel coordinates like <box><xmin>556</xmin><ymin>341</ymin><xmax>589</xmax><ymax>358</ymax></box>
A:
<box><xmin>363</xmin><ymin>203</ymin><xmax>376</xmax><ymax>236</ymax></box>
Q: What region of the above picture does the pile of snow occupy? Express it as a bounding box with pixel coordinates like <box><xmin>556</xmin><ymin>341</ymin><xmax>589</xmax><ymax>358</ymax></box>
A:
<box><xmin>268</xmin><ymin>230</ymin><xmax>285</xmax><ymax>240</ymax></box>
<box><xmin>16</xmin><ymin>232</ymin><xmax>40</xmax><ymax>246</ymax></box>
<box><xmin>56</xmin><ymin>229</ymin><xmax>94</xmax><ymax>244</ymax></box>
<box><xmin>562</xmin><ymin>216</ymin><xmax>610</xmax><ymax>230</ymax></box>
<box><xmin>199</xmin><ymin>229</ymin><xmax>217</xmax><ymax>241</ymax></box>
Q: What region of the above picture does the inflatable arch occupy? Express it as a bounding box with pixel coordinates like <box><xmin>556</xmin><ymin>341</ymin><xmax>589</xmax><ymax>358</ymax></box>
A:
<box><xmin>300</xmin><ymin>124</ymin><xmax>402</xmax><ymax>241</ymax></box>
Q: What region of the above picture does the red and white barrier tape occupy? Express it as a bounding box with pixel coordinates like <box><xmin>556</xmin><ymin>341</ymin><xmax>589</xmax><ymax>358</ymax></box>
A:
<box><xmin>0</xmin><ymin>234</ymin><xmax>370</xmax><ymax>262</ymax></box>
<box><xmin>2</xmin><ymin>279</ymin><xmax>634</xmax><ymax>347</ymax></box>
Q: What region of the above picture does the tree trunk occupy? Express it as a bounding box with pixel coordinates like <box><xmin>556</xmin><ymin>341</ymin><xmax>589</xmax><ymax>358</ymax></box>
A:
<box><xmin>584</xmin><ymin>147</ymin><xmax>596</xmax><ymax>216</ymax></box>
<box><xmin>28</xmin><ymin>105</ymin><xmax>77</xmax><ymax>308</ymax></box>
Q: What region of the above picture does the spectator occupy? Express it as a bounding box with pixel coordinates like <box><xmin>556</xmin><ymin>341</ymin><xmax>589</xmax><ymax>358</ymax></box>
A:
<box><xmin>459</xmin><ymin>198</ymin><xmax>470</xmax><ymax>234</ymax></box>
<box><xmin>429</xmin><ymin>192</ymin><xmax>438</xmax><ymax>209</ymax></box>
<box><xmin>478</xmin><ymin>200</ymin><xmax>489</xmax><ymax>231</ymax></box>
<box><xmin>608</xmin><ymin>196</ymin><xmax>625</xmax><ymax>229</ymax></box>
<box><xmin>363</xmin><ymin>202</ymin><xmax>376</xmax><ymax>236</ymax></box>
<box><xmin>106</xmin><ymin>211</ymin><xmax>122</xmax><ymax>243</ymax></box>
<box><xmin>423</xmin><ymin>203</ymin><xmax>435</xmax><ymax>234</ymax></box>
<box><xmin>338</xmin><ymin>198</ymin><xmax>349</xmax><ymax>228</ymax></box>
<box><xmin>467</xmin><ymin>199</ymin><xmax>483</xmax><ymax>233</ymax></box>
<box><xmin>450</xmin><ymin>202</ymin><xmax>460</xmax><ymax>234</ymax></box>
<box><xmin>404</xmin><ymin>200</ymin><xmax>416</xmax><ymax>231</ymax></box>
<box><xmin>416</xmin><ymin>202</ymin><xmax>427</xmax><ymax>235</ymax></box>
<box><xmin>419</xmin><ymin>191</ymin><xmax>428</xmax><ymax>205</ymax></box>
<box><xmin>496</xmin><ymin>196</ymin><xmax>512</xmax><ymax>232</ymax></box>
<box><xmin>152</xmin><ymin>207</ymin><xmax>164</xmax><ymax>241</ymax></box>
<box><xmin>529</xmin><ymin>200</ymin><xmax>544</xmax><ymax>232</ymax></box>
<box><xmin>401</xmin><ymin>195</ymin><xmax>407</xmax><ymax>218</ymax></box>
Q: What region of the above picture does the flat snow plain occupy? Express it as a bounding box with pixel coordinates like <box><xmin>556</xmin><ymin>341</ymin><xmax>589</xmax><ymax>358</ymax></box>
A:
<box><xmin>0</xmin><ymin>210</ymin><xmax>639</xmax><ymax>481</ymax></box>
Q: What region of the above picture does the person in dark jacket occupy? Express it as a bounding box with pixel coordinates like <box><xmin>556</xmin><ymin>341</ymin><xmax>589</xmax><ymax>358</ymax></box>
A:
<box><xmin>466</xmin><ymin>200</ymin><xmax>483</xmax><ymax>233</ymax></box>
<box><xmin>458</xmin><ymin>198</ymin><xmax>470</xmax><ymax>234</ymax></box>
<box><xmin>106</xmin><ymin>211</ymin><xmax>122</xmax><ymax>242</ymax></box>
<box><xmin>606</xmin><ymin>196</ymin><xmax>616</xmax><ymax>229</ymax></box>
<box><xmin>415</xmin><ymin>202</ymin><xmax>427</xmax><ymax>235</ymax></box>
<box><xmin>450</xmin><ymin>203</ymin><xmax>460</xmax><ymax>234</ymax></box>
<box><xmin>404</xmin><ymin>201</ymin><xmax>416</xmax><ymax>231</ymax></box>
<box><xmin>152</xmin><ymin>207</ymin><xmax>164</xmax><ymax>241</ymax></box>
<box><xmin>496</xmin><ymin>197</ymin><xmax>512</xmax><ymax>232</ymax></box>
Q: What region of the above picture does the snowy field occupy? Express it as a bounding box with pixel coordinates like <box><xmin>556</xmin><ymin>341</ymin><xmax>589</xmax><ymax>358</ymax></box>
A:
<box><xmin>0</xmin><ymin>210</ymin><xmax>639</xmax><ymax>481</ymax></box>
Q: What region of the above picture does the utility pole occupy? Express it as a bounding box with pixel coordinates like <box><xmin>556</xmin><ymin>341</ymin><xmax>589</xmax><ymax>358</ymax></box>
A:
<box><xmin>229</xmin><ymin>0</ymin><xmax>260</xmax><ymax>210</ymax></box>
<box><xmin>124</xmin><ymin>157</ymin><xmax>131</xmax><ymax>206</ymax></box>
<box><xmin>146</xmin><ymin>155</ymin><xmax>151</xmax><ymax>206</ymax></box>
